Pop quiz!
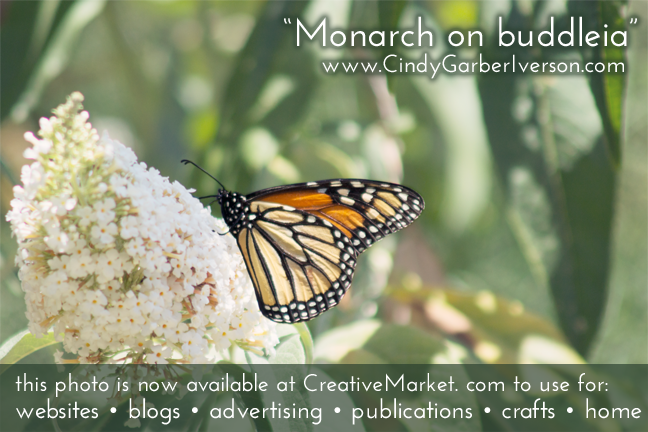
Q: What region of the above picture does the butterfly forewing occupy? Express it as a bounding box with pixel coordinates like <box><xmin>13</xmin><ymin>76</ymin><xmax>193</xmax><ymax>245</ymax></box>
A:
<box><xmin>228</xmin><ymin>179</ymin><xmax>424</xmax><ymax>323</ymax></box>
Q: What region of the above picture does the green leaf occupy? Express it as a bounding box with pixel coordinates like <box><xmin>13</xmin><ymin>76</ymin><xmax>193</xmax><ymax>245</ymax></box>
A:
<box><xmin>217</xmin><ymin>0</ymin><xmax>303</xmax><ymax>144</ymax></box>
<box><xmin>378</xmin><ymin>1</ymin><xmax>406</xmax><ymax>92</ymax></box>
<box><xmin>314</xmin><ymin>320</ymin><xmax>446</xmax><ymax>364</ymax></box>
<box><xmin>389</xmin><ymin>287</ymin><xmax>585</xmax><ymax>364</ymax></box>
<box><xmin>479</xmin><ymin>12</ymin><xmax>617</xmax><ymax>355</ymax></box>
<box><xmin>429</xmin><ymin>0</ymin><xmax>480</xmax><ymax>29</ymax></box>
<box><xmin>0</xmin><ymin>330</ymin><xmax>59</xmax><ymax>374</ymax></box>
<box><xmin>310</xmin><ymin>369</ymin><xmax>367</xmax><ymax>432</ymax></box>
<box><xmin>405</xmin><ymin>9</ymin><xmax>493</xmax><ymax>234</ymax></box>
<box><xmin>218</xmin><ymin>362</ymin><xmax>314</xmax><ymax>432</ymax></box>
<box><xmin>1</xmin><ymin>0</ymin><xmax>106</xmax><ymax>122</ymax></box>
<box><xmin>268</xmin><ymin>324</ymin><xmax>306</xmax><ymax>364</ymax></box>
<box><xmin>216</xmin><ymin>362</ymin><xmax>275</xmax><ymax>432</ymax></box>
<box><xmin>568</xmin><ymin>0</ymin><xmax>628</xmax><ymax>167</ymax></box>
<box><xmin>314</xmin><ymin>320</ymin><xmax>382</xmax><ymax>363</ymax></box>
<box><xmin>273</xmin><ymin>334</ymin><xmax>306</xmax><ymax>365</ymax></box>
<box><xmin>1</xmin><ymin>0</ymin><xmax>69</xmax><ymax>121</ymax></box>
<box><xmin>205</xmin><ymin>0</ymin><xmax>316</xmax><ymax>194</ymax></box>
<box><xmin>361</xmin><ymin>324</ymin><xmax>446</xmax><ymax>364</ymax></box>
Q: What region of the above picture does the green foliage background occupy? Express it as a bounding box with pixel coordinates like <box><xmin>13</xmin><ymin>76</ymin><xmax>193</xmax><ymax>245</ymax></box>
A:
<box><xmin>1</xmin><ymin>0</ymin><xmax>646</xmax><ymax>369</ymax></box>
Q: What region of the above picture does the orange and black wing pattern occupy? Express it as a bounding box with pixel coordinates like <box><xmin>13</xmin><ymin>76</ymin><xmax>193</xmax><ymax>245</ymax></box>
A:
<box><xmin>226</xmin><ymin>179</ymin><xmax>424</xmax><ymax>323</ymax></box>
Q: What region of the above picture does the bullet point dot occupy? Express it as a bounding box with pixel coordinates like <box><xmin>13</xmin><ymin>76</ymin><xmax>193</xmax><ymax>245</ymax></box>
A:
<box><xmin>484</xmin><ymin>407</ymin><xmax>491</xmax><ymax>413</ymax></box>
<box><xmin>110</xmin><ymin>407</ymin><xmax>116</xmax><ymax>414</ymax></box>
<box><xmin>567</xmin><ymin>407</ymin><xmax>573</xmax><ymax>413</ymax></box>
<box><xmin>335</xmin><ymin>407</ymin><xmax>341</xmax><ymax>413</ymax></box>
<box><xmin>192</xmin><ymin>407</ymin><xmax>198</xmax><ymax>413</ymax></box>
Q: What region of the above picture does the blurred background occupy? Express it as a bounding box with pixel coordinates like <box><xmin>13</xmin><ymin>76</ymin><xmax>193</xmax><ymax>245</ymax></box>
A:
<box><xmin>1</xmin><ymin>0</ymin><xmax>646</xmax><ymax>366</ymax></box>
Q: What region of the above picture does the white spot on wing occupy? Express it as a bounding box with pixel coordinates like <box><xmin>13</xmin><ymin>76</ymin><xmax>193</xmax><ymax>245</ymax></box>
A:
<box><xmin>362</xmin><ymin>193</ymin><xmax>373</xmax><ymax>202</ymax></box>
<box><xmin>340</xmin><ymin>197</ymin><xmax>355</xmax><ymax>206</ymax></box>
<box><xmin>351</xmin><ymin>181</ymin><xmax>363</xmax><ymax>188</ymax></box>
<box><xmin>367</xmin><ymin>208</ymin><xmax>380</xmax><ymax>219</ymax></box>
<box><xmin>398</xmin><ymin>193</ymin><xmax>408</xmax><ymax>201</ymax></box>
<box><xmin>307</xmin><ymin>182</ymin><xmax>317</xmax><ymax>186</ymax></box>
<box><xmin>338</xmin><ymin>189</ymin><xmax>350</xmax><ymax>196</ymax></box>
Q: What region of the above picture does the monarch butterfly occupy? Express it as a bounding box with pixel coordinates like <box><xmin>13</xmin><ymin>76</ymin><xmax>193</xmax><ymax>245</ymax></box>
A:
<box><xmin>182</xmin><ymin>160</ymin><xmax>424</xmax><ymax>323</ymax></box>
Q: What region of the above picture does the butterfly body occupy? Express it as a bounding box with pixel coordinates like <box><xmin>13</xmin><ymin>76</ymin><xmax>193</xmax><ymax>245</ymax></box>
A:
<box><xmin>217</xmin><ymin>190</ymin><xmax>248</xmax><ymax>236</ymax></box>
<box><xmin>213</xmin><ymin>178</ymin><xmax>425</xmax><ymax>323</ymax></box>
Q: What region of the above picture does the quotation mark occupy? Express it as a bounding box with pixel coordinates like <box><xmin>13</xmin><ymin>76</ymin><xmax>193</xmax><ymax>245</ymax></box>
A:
<box><xmin>284</xmin><ymin>18</ymin><xmax>291</xmax><ymax>24</ymax></box>
<box><xmin>630</xmin><ymin>17</ymin><xmax>638</xmax><ymax>25</ymax></box>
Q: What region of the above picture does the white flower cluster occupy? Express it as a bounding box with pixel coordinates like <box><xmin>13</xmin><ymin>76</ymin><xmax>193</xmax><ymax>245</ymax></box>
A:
<box><xmin>6</xmin><ymin>92</ymin><xmax>278</xmax><ymax>364</ymax></box>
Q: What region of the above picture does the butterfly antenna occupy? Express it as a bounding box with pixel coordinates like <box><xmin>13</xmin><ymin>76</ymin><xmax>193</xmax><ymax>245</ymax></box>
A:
<box><xmin>181</xmin><ymin>159</ymin><xmax>228</xmax><ymax>190</ymax></box>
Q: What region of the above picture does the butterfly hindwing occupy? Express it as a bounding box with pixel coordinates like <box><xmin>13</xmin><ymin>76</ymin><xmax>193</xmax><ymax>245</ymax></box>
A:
<box><xmin>228</xmin><ymin>179</ymin><xmax>424</xmax><ymax>323</ymax></box>
<box><xmin>236</xmin><ymin>203</ymin><xmax>358</xmax><ymax>322</ymax></box>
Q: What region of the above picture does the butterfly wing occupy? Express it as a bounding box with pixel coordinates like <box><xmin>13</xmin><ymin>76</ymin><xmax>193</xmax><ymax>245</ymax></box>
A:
<box><xmin>235</xmin><ymin>179</ymin><xmax>424</xmax><ymax>323</ymax></box>
<box><xmin>236</xmin><ymin>204</ymin><xmax>358</xmax><ymax>323</ymax></box>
